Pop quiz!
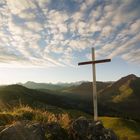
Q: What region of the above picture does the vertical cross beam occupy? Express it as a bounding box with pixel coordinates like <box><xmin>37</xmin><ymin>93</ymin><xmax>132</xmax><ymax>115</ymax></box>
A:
<box><xmin>78</xmin><ymin>48</ymin><xmax>111</xmax><ymax>121</ymax></box>
<box><xmin>92</xmin><ymin>48</ymin><xmax>98</xmax><ymax>121</ymax></box>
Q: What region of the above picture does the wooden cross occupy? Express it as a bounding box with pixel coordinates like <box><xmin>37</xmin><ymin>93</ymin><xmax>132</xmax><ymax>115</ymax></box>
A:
<box><xmin>78</xmin><ymin>48</ymin><xmax>111</xmax><ymax>121</ymax></box>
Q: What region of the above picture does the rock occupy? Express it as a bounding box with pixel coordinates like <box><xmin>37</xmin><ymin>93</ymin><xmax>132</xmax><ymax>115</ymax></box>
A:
<box><xmin>0</xmin><ymin>121</ymin><xmax>68</xmax><ymax>140</ymax></box>
<box><xmin>0</xmin><ymin>126</ymin><xmax>5</xmax><ymax>132</ymax></box>
<box><xmin>45</xmin><ymin>122</ymin><xmax>68</xmax><ymax>140</ymax></box>
<box><xmin>69</xmin><ymin>116</ymin><xmax>119</xmax><ymax>140</ymax></box>
<box><xmin>0</xmin><ymin>121</ymin><xmax>47</xmax><ymax>140</ymax></box>
<box><xmin>0</xmin><ymin>117</ymin><xmax>119</xmax><ymax>140</ymax></box>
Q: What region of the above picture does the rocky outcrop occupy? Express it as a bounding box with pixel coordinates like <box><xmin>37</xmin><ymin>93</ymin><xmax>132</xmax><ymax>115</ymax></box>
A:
<box><xmin>0</xmin><ymin>117</ymin><xmax>118</xmax><ymax>140</ymax></box>
<box><xmin>69</xmin><ymin>116</ymin><xmax>118</xmax><ymax>140</ymax></box>
<box><xmin>0</xmin><ymin>121</ymin><xmax>68</xmax><ymax>140</ymax></box>
<box><xmin>0</xmin><ymin>121</ymin><xmax>47</xmax><ymax>140</ymax></box>
<box><xmin>45</xmin><ymin>122</ymin><xmax>68</xmax><ymax>140</ymax></box>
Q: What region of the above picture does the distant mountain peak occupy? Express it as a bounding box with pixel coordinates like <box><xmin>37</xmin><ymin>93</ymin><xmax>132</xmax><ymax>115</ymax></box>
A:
<box><xmin>25</xmin><ymin>81</ymin><xmax>36</xmax><ymax>84</ymax></box>
<box><xmin>126</xmin><ymin>74</ymin><xmax>137</xmax><ymax>78</ymax></box>
<box><xmin>111</xmin><ymin>74</ymin><xmax>137</xmax><ymax>88</ymax></box>
<box><xmin>120</xmin><ymin>74</ymin><xmax>137</xmax><ymax>81</ymax></box>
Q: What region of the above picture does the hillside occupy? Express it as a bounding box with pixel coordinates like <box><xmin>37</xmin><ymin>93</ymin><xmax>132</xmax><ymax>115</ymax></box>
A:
<box><xmin>64</xmin><ymin>74</ymin><xmax>140</xmax><ymax>121</ymax></box>
<box><xmin>98</xmin><ymin>74</ymin><xmax>140</xmax><ymax>121</ymax></box>
<box><xmin>0</xmin><ymin>105</ymin><xmax>140</xmax><ymax>140</ymax></box>
<box><xmin>42</xmin><ymin>74</ymin><xmax>140</xmax><ymax>121</ymax></box>
<box><xmin>99</xmin><ymin>74</ymin><xmax>138</xmax><ymax>102</ymax></box>
<box><xmin>0</xmin><ymin>84</ymin><xmax>66</xmax><ymax>109</ymax></box>
<box><xmin>0</xmin><ymin>84</ymin><xmax>92</xmax><ymax>113</ymax></box>
<box><xmin>61</xmin><ymin>81</ymin><xmax>112</xmax><ymax>100</ymax></box>
<box><xmin>101</xmin><ymin>117</ymin><xmax>140</xmax><ymax>140</ymax></box>
<box><xmin>16</xmin><ymin>74</ymin><xmax>140</xmax><ymax>121</ymax></box>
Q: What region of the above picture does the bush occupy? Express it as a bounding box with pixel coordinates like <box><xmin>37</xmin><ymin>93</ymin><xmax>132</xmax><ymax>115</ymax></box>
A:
<box><xmin>0</xmin><ymin>113</ymin><xmax>13</xmax><ymax>125</ymax></box>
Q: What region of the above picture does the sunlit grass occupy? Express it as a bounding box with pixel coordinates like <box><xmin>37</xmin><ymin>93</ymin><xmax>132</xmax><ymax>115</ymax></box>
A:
<box><xmin>0</xmin><ymin>105</ymin><xmax>140</xmax><ymax>140</ymax></box>
<box><xmin>100</xmin><ymin>117</ymin><xmax>140</xmax><ymax>140</ymax></box>
<box><xmin>0</xmin><ymin>105</ymin><xmax>71</xmax><ymax>129</ymax></box>
<box><xmin>113</xmin><ymin>80</ymin><xmax>133</xmax><ymax>103</ymax></box>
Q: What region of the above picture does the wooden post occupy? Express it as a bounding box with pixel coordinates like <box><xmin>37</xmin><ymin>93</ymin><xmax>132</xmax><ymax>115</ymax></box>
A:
<box><xmin>92</xmin><ymin>48</ymin><xmax>98</xmax><ymax>121</ymax></box>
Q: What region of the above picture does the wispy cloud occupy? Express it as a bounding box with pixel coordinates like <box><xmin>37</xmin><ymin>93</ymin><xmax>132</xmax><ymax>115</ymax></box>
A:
<box><xmin>0</xmin><ymin>0</ymin><xmax>140</xmax><ymax>68</ymax></box>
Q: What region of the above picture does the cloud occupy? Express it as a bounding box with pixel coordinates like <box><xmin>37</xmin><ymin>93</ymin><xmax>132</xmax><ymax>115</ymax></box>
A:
<box><xmin>69</xmin><ymin>39</ymin><xmax>90</xmax><ymax>51</ymax></box>
<box><xmin>85</xmin><ymin>0</ymin><xmax>96</xmax><ymax>7</ymax></box>
<box><xmin>108</xmin><ymin>33</ymin><xmax>140</xmax><ymax>58</ymax></box>
<box><xmin>122</xmin><ymin>48</ymin><xmax>140</xmax><ymax>64</ymax></box>
<box><xmin>0</xmin><ymin>0</ymin><xmax>140</xmax><ymax>68</ymax></box>
<box><xmin>6</xmin><ymin>0</ymin><xmax>35</xmax><ymax>14</ymax></box>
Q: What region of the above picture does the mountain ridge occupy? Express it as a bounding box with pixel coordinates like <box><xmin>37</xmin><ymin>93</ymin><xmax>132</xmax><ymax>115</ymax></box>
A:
<box><xmin>0</xmin><ymin>74</ymin><xmax>140</xmax><ymax>121</ymax></box>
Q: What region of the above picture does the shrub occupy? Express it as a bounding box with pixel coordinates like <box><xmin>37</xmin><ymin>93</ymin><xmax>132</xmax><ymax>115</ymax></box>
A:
<box><xmin>0</xmin><ymin>113</ymin><xmax>13</xmax><ymax>125</ymax></box>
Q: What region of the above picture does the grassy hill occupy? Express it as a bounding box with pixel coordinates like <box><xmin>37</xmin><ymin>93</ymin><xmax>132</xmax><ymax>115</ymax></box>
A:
<box><xmin>98</xmin><ymin>74</ymin><xmax>140</xmax><ymax>121</ymax></box>
<box><xmin>99</xmin><ymin>74</ymin><xmax>138</xmax><ymax>102</ymax></box>
<box><xmin>61</xmin><ymin>81</ymin><xmax>111</xmax><ymax>100</ymax></box>
<box><xmin>0</xmin><ymin>84</ymin><xmax>92</xmax><ymax>113</ymax></box>
<box><xmin>101</xmin><ymin>117</ymin><xmax>140</xmax><ymax>140</ymax></box>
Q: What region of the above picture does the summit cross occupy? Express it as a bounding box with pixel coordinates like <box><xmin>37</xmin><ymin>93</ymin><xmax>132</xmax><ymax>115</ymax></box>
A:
<box><xmin>78</xmin><ymin>48</ymin><xmax>111</xmax><ymax>121</ymax></box>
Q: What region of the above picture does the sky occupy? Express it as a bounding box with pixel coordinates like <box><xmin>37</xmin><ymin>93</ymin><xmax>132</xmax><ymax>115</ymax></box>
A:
<box><xmin>0</xmin><ymin>0</ymin><xmax>140</xmax><ymax>84</ymax></box>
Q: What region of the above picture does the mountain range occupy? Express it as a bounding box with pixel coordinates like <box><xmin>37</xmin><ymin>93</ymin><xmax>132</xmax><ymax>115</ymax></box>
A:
<box><xmin>20</xmin><ymin>81</ymin><xmax>84</xmax><ymax>91</ymax></box>
<box><xmin>0</xmin><ymin>74</ymin><xmax>140</xmax><ymax>140</ymax></box>
<box><xmin>0</xmin><ymin>74</ymin><xmax>140</xmax><ymax>121</ymax></box>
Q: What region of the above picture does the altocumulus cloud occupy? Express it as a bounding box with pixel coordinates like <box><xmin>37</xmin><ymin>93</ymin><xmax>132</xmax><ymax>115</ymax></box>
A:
<box><xmin>0</xmin><ymin>0</ymin><xmax>140</xmax><ymax>67</ymax></box>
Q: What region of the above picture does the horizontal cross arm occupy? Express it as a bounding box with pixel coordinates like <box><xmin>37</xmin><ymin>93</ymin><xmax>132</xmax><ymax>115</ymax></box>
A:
<box><xmin>78</xmin><ymin>59</ymin><xmax>111</xmax><ymax>65</ymax></box>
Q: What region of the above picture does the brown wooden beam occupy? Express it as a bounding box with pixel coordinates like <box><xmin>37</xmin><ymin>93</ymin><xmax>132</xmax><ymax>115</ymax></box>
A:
<box><xmin>78</xmin><ymin>59</ymin><xmax>111</xmax><ymax>65</ymax></box>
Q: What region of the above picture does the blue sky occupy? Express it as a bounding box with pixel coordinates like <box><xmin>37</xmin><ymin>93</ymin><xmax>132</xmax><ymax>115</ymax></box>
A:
<box><xmin>0</xmin><ymin>0</ymin><xmax>140</xmax><ymax>84</ymax></box>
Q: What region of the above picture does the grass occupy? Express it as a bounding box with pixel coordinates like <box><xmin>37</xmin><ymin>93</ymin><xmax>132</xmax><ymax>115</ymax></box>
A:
<box><xmin>0</xmin><ymin>105</ymin><xmax>140</xmax><ymax>140</ymax></box>
<box><xmin>113</xmin><ymin>80</ymin><xmax>133</xmax><ymax>103</ymax></box>
<box><xmin>0</xmin><ymin>105</ymin><xmax>71</xmax><ymax>128</ymax></box>
<box><xmin>100</xmin><ymin>117</ymin><xmax>140</xmax><ymax>140</ymax></box>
